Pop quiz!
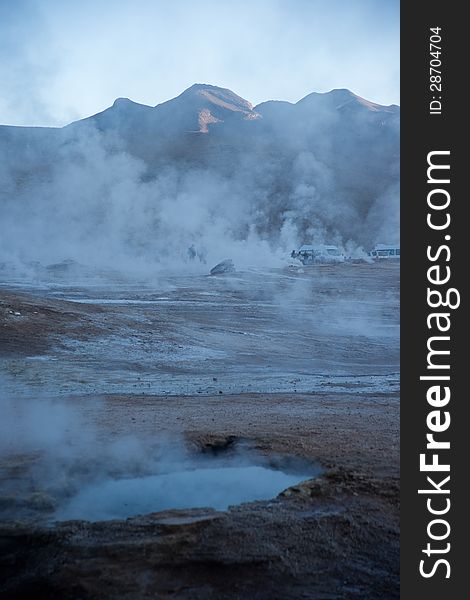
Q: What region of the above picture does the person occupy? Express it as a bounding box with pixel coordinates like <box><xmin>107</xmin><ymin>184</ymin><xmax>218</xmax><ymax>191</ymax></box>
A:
<box><xmin>187</xmin><ymin>245</ymin><xmax>196</xmax><ymax>261</ymax></box>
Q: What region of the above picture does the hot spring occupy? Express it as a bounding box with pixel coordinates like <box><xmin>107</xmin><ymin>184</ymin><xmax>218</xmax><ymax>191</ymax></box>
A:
<box><xmin>54</xmin><ymin>462</ymin><xmax>315</xmax><ymax>522</ymax></box>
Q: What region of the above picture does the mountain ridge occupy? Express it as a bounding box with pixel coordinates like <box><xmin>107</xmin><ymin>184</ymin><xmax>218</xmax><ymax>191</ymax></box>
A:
<box><xmin>0</xmin><ymin>84</ymin><xmax>399</xmax><ymax>132</ymax></box>
<box><xmin>0</xmin><ymin>82</ymin><xmax>399</xmax><ymax>257</ymax></box>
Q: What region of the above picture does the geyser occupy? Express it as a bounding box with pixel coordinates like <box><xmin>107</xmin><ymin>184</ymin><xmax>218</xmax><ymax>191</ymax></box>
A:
<box><xmin>54</xmin><ymin>464</ymin><xmax>313</xmax><ymax>522</ymax></box>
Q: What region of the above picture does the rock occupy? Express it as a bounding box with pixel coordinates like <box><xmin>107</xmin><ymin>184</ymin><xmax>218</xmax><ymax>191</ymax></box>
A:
<box><xmin>209</xmin><ymin>259</ymin><xmax>235</xmax><ymax>275</ymax></box>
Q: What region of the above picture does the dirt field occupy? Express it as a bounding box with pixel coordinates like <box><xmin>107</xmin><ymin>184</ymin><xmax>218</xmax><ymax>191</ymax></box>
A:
<box><xmin>0</xmin><ymin>263</ymin><xmax>399</xmax><ymax>599</ymax></box>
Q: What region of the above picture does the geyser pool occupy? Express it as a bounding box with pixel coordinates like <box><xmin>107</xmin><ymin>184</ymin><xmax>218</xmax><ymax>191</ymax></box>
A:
<box><xmin>54</xmin><ymin>465</ymin><xmax>312</xmax><ymax>521</ymax></box>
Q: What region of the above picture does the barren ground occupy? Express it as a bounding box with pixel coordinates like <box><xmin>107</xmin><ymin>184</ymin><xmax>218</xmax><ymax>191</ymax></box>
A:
<box><xmin>0</xmin><ymin>263</ymin><xmax>399</xmax><ymax>599</ymax></box>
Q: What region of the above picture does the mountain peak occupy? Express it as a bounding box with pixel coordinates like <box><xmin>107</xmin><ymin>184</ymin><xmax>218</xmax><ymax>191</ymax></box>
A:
<box><xmin>176</xmin><ymin>84</ymin><xmax>254</xmax><ymax>113</ymax></box>
<box><xmin>184</xmin><ymin>83</ymin><xmax>222</xmax><ymax>93</ymax></box>
<box><xmin>326</xmin><ymin>88</ymin><xmax>356</xmax><ymax>98</ymax></box>
<box><xmin>297</xmin><ymin>88</ymin><xmax>356</xmax><ymax>105</ymax></box>
<box><xmin>113</xmin><ymin>97</ymin><xmax>134</xmax><ymax>107</ymax></box>
<box><xmin>297</xmin><ymin>88</ymin><xmax>397</xmax><ymax>113</ymax></box>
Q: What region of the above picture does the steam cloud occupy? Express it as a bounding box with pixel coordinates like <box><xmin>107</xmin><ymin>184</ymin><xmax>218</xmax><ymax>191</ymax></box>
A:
<box><xmin>0</xmin><ymin>376</ymin><xmax>316</xmax><ymax>522</ymax></box>
<box><xmin>0</xmin><ymin>89</ymin><xmax>399</xmax><ymax>276</ymax></box>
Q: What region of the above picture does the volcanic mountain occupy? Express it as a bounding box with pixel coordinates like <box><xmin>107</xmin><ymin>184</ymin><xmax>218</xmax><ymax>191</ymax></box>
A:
<box><xmin>0</xmin><ymin>82</ymin><xmax>398</xmax><ymax>163</ymax></box>
<box><xmin>0</xmin><ymin>84</ymin><xmax>399</xmax><ymax>249</ymax></box>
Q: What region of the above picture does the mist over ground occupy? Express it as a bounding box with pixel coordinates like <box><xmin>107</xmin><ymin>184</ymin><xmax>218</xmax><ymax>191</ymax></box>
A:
<box><xmin>0</xmin><ymin>369</ymin><xmax>318</xmax><ymax>522</ymax></box>
<box><xmin>0</xmin><ymin>84</ymin><xmax>399</xmax><ymax>276</ymax></box>
<box><xmin>0</xmin><ymin>80</ymin><xmax>400</xmax><ymax>598</ymax></box>
<box><xmin>0</xmin><ymin>83</ymin><xmax>400</xmax><ymax>524</ymax></box>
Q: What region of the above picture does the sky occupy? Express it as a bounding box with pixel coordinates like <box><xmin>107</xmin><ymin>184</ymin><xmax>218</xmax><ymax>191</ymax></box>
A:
<box><xmin>0</xmin><ymin>0</ymin><xmax>399</xmax><ymax>127</ymax></box>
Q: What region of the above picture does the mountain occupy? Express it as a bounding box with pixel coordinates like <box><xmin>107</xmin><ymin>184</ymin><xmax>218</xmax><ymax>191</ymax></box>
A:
<box><xmin>64</xmin><ymin>84</ymin><xmax>260</xmax><ymax>138</ymax></box>
<box><xmin>0</xmin><ymin>84</ymin><xmax>400</xmax><ymax>162</ymax></box>
<box><xmin>53</xmin><ymin>84</ymin><xmax>398</xmax><ymax>145</ymax></box>
<box><xmin>0</xmin><ymin>84</ymin><xmax>399</xmax><ymax>254</ymax></box>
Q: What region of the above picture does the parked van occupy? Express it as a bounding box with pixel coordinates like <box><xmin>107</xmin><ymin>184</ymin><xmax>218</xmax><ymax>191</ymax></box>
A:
<box><xmin>291</xmin><ymin>244</ymin><xmax>345</xmax><ymax>265</ymax></box>
<box><xmin>369</xmin><ymin>244</ymin><xmax>400</xmax><ymax>260</ymax></box>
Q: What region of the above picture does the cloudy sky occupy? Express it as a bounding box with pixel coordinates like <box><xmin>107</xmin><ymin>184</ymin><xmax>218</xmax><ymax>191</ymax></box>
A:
<box><xmin>0</xmin><ymin>0</ymin><xmax>399</xmax><ymax>127</ymax></box>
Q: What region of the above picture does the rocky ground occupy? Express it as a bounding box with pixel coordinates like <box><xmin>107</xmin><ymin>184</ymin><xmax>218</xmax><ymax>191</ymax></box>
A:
<box><xmin>0</xmin><ymin>264</ymin><xmax>399</xmax><ymax>599</ymax></box>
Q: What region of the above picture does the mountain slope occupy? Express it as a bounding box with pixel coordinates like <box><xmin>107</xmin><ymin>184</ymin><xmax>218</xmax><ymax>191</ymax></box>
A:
<box><xmin>0</xmin><ymin>84</ymin><xmax>399</xmax><ymax>256</ymax></box>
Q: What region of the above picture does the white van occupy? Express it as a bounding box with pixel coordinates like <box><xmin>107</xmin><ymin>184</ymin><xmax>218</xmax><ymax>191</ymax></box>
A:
<box><xmin>369</xmin><ymin>244</ymin><xmax>400</xmax><ymax>260</ymax></box>
<box><xmin>291</xmin><ymin>244</ymin><xmax>345</xmax><ymax>265</ymax></box>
